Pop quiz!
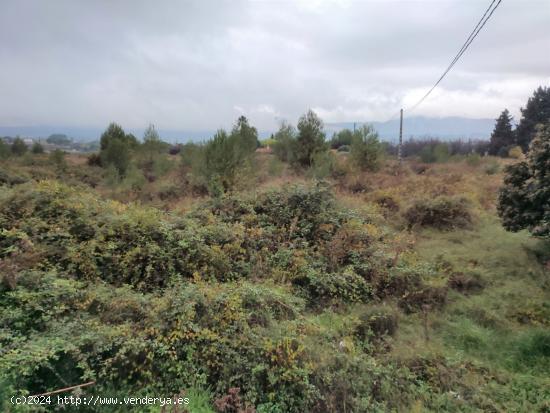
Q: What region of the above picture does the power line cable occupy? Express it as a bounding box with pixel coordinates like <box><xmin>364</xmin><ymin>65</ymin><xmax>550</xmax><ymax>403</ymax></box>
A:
<box><xmin>406</xmin><ymin>0</ymin><xmax>503</xmax><ymax>113</ymax></box>
<box><xmin>434</xmin><ymin>0</ymin><xmax>497</xmax><ymax>86</ymax></box>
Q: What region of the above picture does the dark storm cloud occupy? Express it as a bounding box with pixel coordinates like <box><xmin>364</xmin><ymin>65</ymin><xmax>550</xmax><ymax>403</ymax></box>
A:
<box><xmin>0</xmin><ymin>0</ymin><xmax>548</xmax><ymax>131</ymax></box>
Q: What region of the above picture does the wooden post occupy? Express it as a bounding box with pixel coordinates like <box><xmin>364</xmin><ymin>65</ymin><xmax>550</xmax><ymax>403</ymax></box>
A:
<box><xmin>398</xmin><ymin>108</ymin><xmax>403</xmax><ymax>166</ymax></box>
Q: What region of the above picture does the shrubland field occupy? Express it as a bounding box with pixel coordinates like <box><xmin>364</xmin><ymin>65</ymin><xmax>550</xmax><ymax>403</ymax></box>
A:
<box><xmin>1</xmin><ymin>125</ymin><xmax>549</xmax><ymax>412</ymax></box>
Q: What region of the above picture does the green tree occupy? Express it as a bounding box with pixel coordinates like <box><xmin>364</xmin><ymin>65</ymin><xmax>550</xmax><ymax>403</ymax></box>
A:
<box><xmin>350</xmin><ymin>124</ymin><xmax>384</xmax><ymax>171</ymax></box>
<box><xmin>515</xmin><ymin>86</ymin><xmax>550</xmax><ymax>152</ymax></box>
<box><xmin>180</xmin><ymin>142</ymin><xmax>204</xmax><ymax>169</ymax></box>
<box><xmin>498</xmin><ymin>121</ymin><xmax>550</xmax><ymax>238</ymax></box>
<box><xmin>489</xmin><ymin>109</ymin><xmax>515</xmax><ymax>156</ymax></box>
<box><xmin>0</xmin><ymin>139</ymin><xmax>10</xmax><ymax>158</ymax></box>
<box><xmin>433</xmin><ymin>143</ymin><xmax>450</xmax><ymax>162</ymax></box>
<box><xmin>143</xmin><ymin>124</ymin><xmax>161</xmax><ymax>144</ymax></box>
<box><xmin>10</xmin><ymin>137</ymin><xmax>27</xmax><ymax>156</ymax></box>
<box><xmin>125</xmin><ymin>133</ymin><xmax>139</xmax><ymax>149</ymax></box>
<box><xmin>272</xmin><ymin>121</ymin><xmax>297</xmax><ymax>163</ymax></box>
<box><xmin>139</xmin><ymin>125</ymin><xmax>164</xmax><ymax>163</ymax></box>
<box><xmin>295</xmin><ymin>110</ymin><xmax>326</xmax><ymax>167</ymax></box>
<box><xmin>199</xmin><ymin>118</ymin><xmax>259</xmax><ymax>194</ymax></box>
<box><xmin>101</xmin><ymin>138</ymin><xmax>131</xmax><ymax>177</ymax></box>
<box><xmin>203</xmin><ymin>130</ymin><xmax>239</xmax><ymax>193</ymax></box>
<box><xmin>231</xmin><ymin>116</ymin><xmax>259</xmax><ymax>152</ymax></box>
<box><xmin>418</xmin><ymin>143</ymin><xmax>450</xmax><ymax>163</ymax></box>
<box><xmin>100</xmin><ymin>123</ymin><xmax>126</xmax><ymax>150</ymax></box>
<box><xmin>330</xmin><ymin>129</ymin><xmax>354</xmax><ymax>149</ymax></box>
<box><xmin>99</xmin><ymin>123</ymin><xmax>135</xmax><ymax>176</ymax></box>
<box><xmin>139</xmin><ymin>124</ymin><xmax>168</xmax><ymax>177</ymax></box>
<box><xmin>31</xmin><ymin>142</ymin><xmax>44</xmax><ymax>154</ymax></box>
<box><xmin>46</xmin><ymin>134</ymin><xmax>71</xmax><ymax>146</ymax></box>
<box><xmin>49</xmin><ymin>149</ymin><xmax>67</xmax><ymax>172</ymax></box>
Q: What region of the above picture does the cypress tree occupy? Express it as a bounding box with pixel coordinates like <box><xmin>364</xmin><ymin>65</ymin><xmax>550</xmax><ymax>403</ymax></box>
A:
<box><xmin>488</xmin><ymin>109</ymin><xmax>515</xmax><ymax>156</ymax></box>
<box><xmin>515</xmin><ymin>86</ymin><xmax>550</xmax><ymax>152</ymax></box>
<box><xmin>498</xmin><ymin>121</ymin><xmax>550</xmax><ymax>238</ymax></box>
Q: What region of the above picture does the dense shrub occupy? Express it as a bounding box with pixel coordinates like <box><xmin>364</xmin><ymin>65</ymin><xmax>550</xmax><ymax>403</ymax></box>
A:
<box><xmin>447</xmin><ymin>272</ymin><xmax>485</xmax><ymax>294</ymax></box>
<box><xmin>1</xmin><ymin>175</ymin><xmax>547</xmax><ymax>412</ymax></box>
<box><xmin>0</xmin><ymin>169</ymin><xmax>28</xmax><ymax>186</ymax></box>
<box><xmin>310</xmin><ymin>151</ymin><xmax>336</xmax><ymax>179</ymax></box>
<box><xmin>87</xmin><ymin>152</ymin><xmax>102</xmax><ymax>166</ymax></box>
<box><xmin>374</xmin><ymin>194</ymin><xmax>400</xmax><ymax>214</ymax></box>
<box><xmin>31</xmin><ymin>142</ymin><xmax>44</xmax><ymax>154</ymax></box>
<box><xmin>330</xmin><ymin>129</ymin><xmax>353</xmax><ymax>149</ymax></box>
<box><xmin>0</xmin><ymin>139</ymin><xmax>10</xmax><ymax>158</ymax></box>
<box><xmin>398</xmin><ymin>286</ymin><xmax>447</xmax><ymax>314</ymax></box>
<box><xmin>483</xmin><ymin>160</ymin><xmax>500</xmax><ymax>175</ymax></box>
<box><xmin>0</xmin><ymin>181</ymin><xmax>390</xmax><ymax>298</ymax></box>
<box><xmin>49</xmin><ymin>149</ymin><xmax>67</xmax><ymax>172</ymax></box>
<box><xmin>356</xmin><ymin>305</ymin><xmax>399</xmax><ymax>340</ymax></box>
<box><xmin>404</xmin><ymin>196</ymin><xmax>472</xmax><ymax>229</ymax></box>
<box><xmin>386</xmin><ymin>138</ymin><xmax>489</xmax><ymax>159</ymax></box>
<box><xmin>418</xmin><ymin>143</ymin><xmax>450</xmax><ymax>163</ymax></box>
<box><xmin>466</xmin><ymin>153</ymin><xmax>481</xmax><ymax>167</ymax></box>
<box><xmin>10</xmin><ymin>137</ymin><xmax>28</xmax><ymax>156</ymax></box>
<box><xmin>508</xmin><ymin>145</ymin><xmax>523</xmax><ymax>159</ymax></box>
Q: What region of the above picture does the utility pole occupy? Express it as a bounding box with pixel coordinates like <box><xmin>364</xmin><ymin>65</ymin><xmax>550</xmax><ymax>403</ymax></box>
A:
<box><xmin>398</xmin><ymin>108</ymin><xmax>403</xmax><ymax>166</ymax></box>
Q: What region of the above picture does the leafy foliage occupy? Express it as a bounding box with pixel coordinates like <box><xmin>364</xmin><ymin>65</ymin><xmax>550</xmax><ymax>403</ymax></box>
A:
<box><xmin>350</xmin><ymin>124</ymin><xmax>384</xmax><ymax>171</ymax></box>
<box><xmin>404</xmin><ymin>196</ymin><xmax>472</xmax><ymax>229</ymax></box>
<box><xmin>31</xmin><ymin>142</ymin><xmax>44</xmax><ymax>154</ymax></box>
<box><xmin>418</xmin><ymin>143</ymin><xmax>450</xmax><ymax>163</ymax></box>
<box><xmin>0</xmin><ymin>139</ymin><xmax>10</xmax><ymax>159</ymax></box>
<box><xmin>46</xmin><ymin>133</ymin><xmax>72</xmax><ymax>146</ymax></box>
<box><xmin>330</xmin><ymin>129</ymin><xmax>353</xmax><ymax>149</ymax></box>
<box><xmin>99</xmin><ymin>123</ymin><xmax>138</xmax><ymax>177</ymax></box>
<box><xmin>178</xmin><ymin>117</ymin><xmax>259</xmax><ymax>195</ymax></box>
<box><xmin>10</xmin><ymin>137</ymin><xmax>28</xmax><ymax>156</ymax></box>
<box><xmin>294</xmin><ymin>110</ymin><xmax>327</xmax><ymax>168</ymax></box>
<box><xmin>272</xmin><ymin>122</ymin><xmax>297</xmax><ymax>163</ymax></box>
<box><xmin>2</xmin><ymin>132</ymin><xmax>549</xmax><ymax>412</ymax></box>
<box><xmin>498</xmin><ymin>121</ymin><xmax>550</xmax><ymax>237</ymax></box>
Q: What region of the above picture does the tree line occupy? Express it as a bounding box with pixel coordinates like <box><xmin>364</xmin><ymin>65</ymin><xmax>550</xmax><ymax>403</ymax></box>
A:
<box><xmin>488</xmin><ymin>86</ymin><xmax>550</xmax><ymax>157</ymax></box>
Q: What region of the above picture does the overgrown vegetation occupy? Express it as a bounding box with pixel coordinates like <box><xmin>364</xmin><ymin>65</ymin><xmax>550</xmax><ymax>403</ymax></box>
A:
<box><xmin>1</xmin><ymin>91</ymin><xmax>549</xmax><ymax>412</ymax></box>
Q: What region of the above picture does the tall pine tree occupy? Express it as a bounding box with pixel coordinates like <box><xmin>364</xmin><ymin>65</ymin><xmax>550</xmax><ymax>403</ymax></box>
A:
<box><xmin>294</xmin><ymin>110</ymin><xmax>327</xmax><ymax>167</ymax></box>
<box><xmin>515</xmin><ymin>86</ymin><xmax>550</xmax><ymax>152</ymax></box>
<box><xmin>488</xmin><ymin>109</ymin><xmax>515</xmax><ymax>156</ymax></box>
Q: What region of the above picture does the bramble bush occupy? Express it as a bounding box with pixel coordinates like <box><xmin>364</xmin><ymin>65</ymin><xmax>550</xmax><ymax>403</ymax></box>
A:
<box><xmin>404</xmin><ymin>196</ymin><xmax>472</xmax><ymax>230</ymax></box>
<box><xmin>3</xmin><ymin>178</ymin><xmax>541</xmax><ymax>412</ymax></box>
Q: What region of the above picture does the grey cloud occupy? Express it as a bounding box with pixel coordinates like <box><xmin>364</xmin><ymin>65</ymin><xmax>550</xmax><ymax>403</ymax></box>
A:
<box><xmin>0</xmin><ymin>0</ymin><xmax>548</xmax><ymax>133</ymax></box>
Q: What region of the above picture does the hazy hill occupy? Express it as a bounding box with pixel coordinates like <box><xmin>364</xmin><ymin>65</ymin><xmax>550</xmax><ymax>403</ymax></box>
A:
<box><xmin>1</xmin><ymin>116</ymin><xmax>495</xmax><ymax>143</ymax></box>
<box><xmin>327</xmin><ymin>116</ymin><xmax>494</xmax><ymax>141</ymax></box>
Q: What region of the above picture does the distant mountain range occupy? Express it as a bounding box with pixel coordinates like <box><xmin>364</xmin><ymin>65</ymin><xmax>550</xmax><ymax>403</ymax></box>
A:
<box><xmin>326</xmin><ymin>116</ymin><xmax>495</xmax><ymax>141</ymax></box>
<box><xmin>0</xmin><ymin>116</ymin><xmax>495</xmax><ymax>143</ymax></box>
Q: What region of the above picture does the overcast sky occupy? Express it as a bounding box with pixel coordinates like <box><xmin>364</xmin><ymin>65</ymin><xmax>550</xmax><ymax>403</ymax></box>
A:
<box><xmin>1</xmin><ymin>0</ymin><xmax>549</xmax><ymax>132</ymax></box>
